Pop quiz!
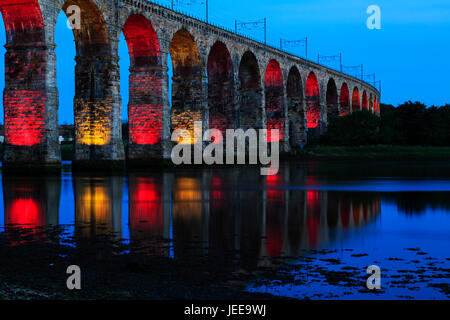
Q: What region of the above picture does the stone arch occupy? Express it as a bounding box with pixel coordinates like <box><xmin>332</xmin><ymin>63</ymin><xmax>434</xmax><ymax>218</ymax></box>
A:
<box><xmin>351</xmin><ymin>87</ymin><xmax>360</xmax><ymax>112</ymax></box>
<box><xmin>169</xmin><ymin>29</ymin><xmax>202</xmax><ymax>144</ymax></box>
<box><xmin>286</xmin><ymin>66</ymin><xmax>305</xmax><ymax>148</ymax></box>
<box><xmin>0</xmin><ymin>0</ymin><xmax>47</xmax><ymax>149</ymax></box>
<box><xmin>264</xmin><ymin>59</ymin><xmax>285</xmax><ymax>142</ymax></box>
<box><xmin>369</xmin><ymin>93</ymin><xmax>374</xmax><ymax>112</ymax></box>
<box><xmin>305</xmin><ymin>71</ymin><xmax>320</xmax><ymax>129</ymax></box>
<box><xmin>122</xmin><ymin>14</ymin><xmax>163</xmax><ymax>160</ymax></box>
<box><xmin>58</xmin><ymin>0</ymin><xmax>125</xmax><ymax>166</ymax></box>
<box><xmin>339</xmin><ymin>83</ymin><xmax>350</xmax><ymax>116</ymax></box>
<box><xmin>207</xmin><ymin>41</ymin><xmax>234</xmax><ymax>136</ymax></box>
<box><xmin>238</xmin><ymin>50</ymin><xmax>262</xmax><ymax>130</ymax></box>
<box><xmin>362</xmin><ymin>90</ymin><xmax>368</xmax><ymax>110</ymax></box>
<box><xmin>326</xmin><ymin>78</ymin><xmax>338</xmax><ymax>121</ymax></box>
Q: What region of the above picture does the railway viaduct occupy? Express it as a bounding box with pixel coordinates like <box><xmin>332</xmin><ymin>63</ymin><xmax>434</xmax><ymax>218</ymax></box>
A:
<box><xmin>0</xmin><ymin>0</ymin><xmax>380</xmax><ymax>169</ymax></box>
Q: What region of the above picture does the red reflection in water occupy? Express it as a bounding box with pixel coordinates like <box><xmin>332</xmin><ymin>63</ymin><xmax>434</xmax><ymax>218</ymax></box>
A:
<box><xmin>363</xmin><ymin>203</ymin><xmax>369</xmax><ymax>220</ymax></box>
<box><xmin>340</xmin><ymin>199</ymin><xmax>351</xmax><ymax>228</ymax></box>
<box><xmin>5</xmin><ymin>192</ymin><xmax>45</xmax><ymax>245</ymax></box>
<box><xmin>210</xmin><ymin>176</ymin><xmax>224</xmax><ymax>202</ymax></box>
<box><xmin>4</xmin><ymin>91</ymin><xmax>46</xmax><ymax>145</ymax></box>
<box><xmin>306</xmin><ymin>191</ymin><xmax>320</xmax><ymax>247</ymax></box>
<box><xmin>129</xmin><ymin>178</ymin><xmax>163</xmax><ymax>241</ymax></box>
<box><xmin>352</xmin><ymin>202</ymin><xmax>361</xmax><ymax>226</ymax></box>
<box><xmin>266</xmin><ymin>173</ymin><xmax>284</xmax><ymax>257</ymax></box>
<box><xmin>7</xmin><ymin>198</ymin><xmax>43</xmax><ymax>226</ymax></box>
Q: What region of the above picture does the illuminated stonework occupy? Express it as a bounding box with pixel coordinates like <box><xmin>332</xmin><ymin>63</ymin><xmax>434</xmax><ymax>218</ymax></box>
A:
<box><xmin>0</xmin><ymin>0</ymin><xmax>49</xmax><ymax>156</ymax></box>
<box><xmin>170</xmin><ymin>30</ymin><xmax>203</xmax><ymax>145</ymax></box>
<box><xmin>305</xmin><ymin>72</ymin><xmax>320</xmax><ymax>129</ymax></box>
<box><xmin>124</xmin><ymin>14</ymin><xmax>164</xmax><ymax>159</ymax></box>
<box><xmin>4</xmin><ymin>90</ymin><xmax>46</xmax><ymax>146</ymax></box>
<box><xmin>75</xmin><ymin>98</ymin><xmax>113</xmax><ymax>146</ymax></box>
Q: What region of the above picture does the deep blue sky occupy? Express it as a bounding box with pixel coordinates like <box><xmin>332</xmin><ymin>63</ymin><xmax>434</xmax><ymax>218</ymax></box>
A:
<box><xmin>0</xmin><ymin>0</ymin><xmax>449</xmax><ymax>124</ymax></box>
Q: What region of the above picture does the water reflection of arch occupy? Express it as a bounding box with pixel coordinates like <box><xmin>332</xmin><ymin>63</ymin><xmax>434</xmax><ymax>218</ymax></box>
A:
<box><xmin>3</xmin><ymin>175</ymin><xmax>61</xmax><ymax>244</ymax></box>
<box><xmin>171</xmin><ymin>172</ymin><xmax>208</xmax><ymax>258</ymax></box>
<box><xmin>335</xmin><ymin>192</ymin><xmax>381</xmax><ymax>230</ymax></box>
<box><xmin>258</xmin><ymin>187</ymin><xmax>382</xmax><ymax>265</ymax></box>
<box><xmin>128</xmin><ymin>173</ymin><xmax>170</xmax><ymax>256</ymax></box>
<box><xmin>74</xmin><ymin>175</ymin><xmax>123</xmax><ymax>239</ymax></box>
<box><xmin>235</xmin><ymin>167</ymin><xmax>264</xmax><ymax>271</ymax></box>
<box><xmin>208</xmin><ymin>169</ymin><xmax>239</xmax><ymax>264</ymax></box>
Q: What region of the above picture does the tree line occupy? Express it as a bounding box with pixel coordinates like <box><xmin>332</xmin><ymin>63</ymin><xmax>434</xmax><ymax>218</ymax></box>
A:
<box><xmin>320</xmin><ymin>101</ymin><xmax>450</xmax><ymax>146</ymax></box>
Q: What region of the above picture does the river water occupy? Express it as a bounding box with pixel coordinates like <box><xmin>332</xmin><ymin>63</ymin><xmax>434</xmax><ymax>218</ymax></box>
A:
<box><xmin>0</xmin><ymin>160</ymin><xmax>449</xmax><ymax>299</ymax></box>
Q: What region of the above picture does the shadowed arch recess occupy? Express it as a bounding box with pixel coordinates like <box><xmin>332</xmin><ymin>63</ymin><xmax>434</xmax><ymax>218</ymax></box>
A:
<box><xmin>207</xmin><ymin>41</ymin><xmax>234</xmax><ymax>137</ymax></box>
<box><xmin>286</xmin><ymin>66</ymin><xmax>305</xmax><ymax>147</ymax></box>
<box><xmin>238</xmin><ymin>51</ymin><xmax>262</xmax><ymax>130</ymax></box>
<box><xmin>326</xmin><ymin>78</ymin><xmax>338</xmax><ymax>121</ymax></box>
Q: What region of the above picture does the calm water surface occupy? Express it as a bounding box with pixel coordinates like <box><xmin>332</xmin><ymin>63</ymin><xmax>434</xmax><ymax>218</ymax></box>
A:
<box><xmin>0</xmin><ymin>160</ymin><xmax>449</xmax><ymax>299</ymax></box>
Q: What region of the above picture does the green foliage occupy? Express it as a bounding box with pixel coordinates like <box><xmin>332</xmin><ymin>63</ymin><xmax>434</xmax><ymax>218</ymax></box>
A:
<box><xmin>321</xmin><ymin>101</ymin><xmax>450</xmax><ymax>146</ymax></box>
<box><xmin>320</xmin><ymin>110</ymin><xmax>381</xmax><ymax>145</ymax></box>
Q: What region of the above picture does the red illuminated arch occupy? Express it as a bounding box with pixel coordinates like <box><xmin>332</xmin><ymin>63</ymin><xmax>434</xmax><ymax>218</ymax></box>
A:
<box><xmin>238</xmin><ymin>51</ymin><xmax>262</xmax><ymax>130</ymax></box>
<box><xmin>264</xmin><ymin>59</ymin><xmax>285</xmax><ymax>142</ymax></box>
<box><xmin>169</xmin><ymin>29</ymin><xmax>202</xmax><ymax>144</ymax></box>
<box><xmin>305</xmin><ymin>72</ymin><xmax>320</xmax><ymax>129</ymax></box>
<box><xmin>326</xmin><ymin>78</ymin><xmax>338</xmax><ymax>121</ymax></box>
<box><xmin>207</xmin><ymin>41</ymin><xmax>234</xmax><ymax>137</ymax></box>
<box><xmin>362</xmin><ymin>91</ymin><xmax>368</xmax><ymax>110</ymax></box>
<box><xmin>374</xmin><ymin>97</ymin><xmax>378</xmax><ymax>114</ymax></box>
<box><xmin>123</xmin><ymin>14</ymin><xmax>163</xmax><ymax>146</ymax></box>
<box><xmin>339</xmin><ymin>83</ymin><xmax>350</xmax><ymax>116</ymax></box>
<box><xmin>352</xmin><ymin>87</ymin><xmax>360</xmax><ymax>112</ymax></box>
<box><xmin>0</xmin><ymin>0</ymin><xmax>46</xmax><ymax>146</ymax></box>
<box><xmin>306</xmin><ymin>191</ymin><xmax>321</xmax><ymax>248</ymax></box>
